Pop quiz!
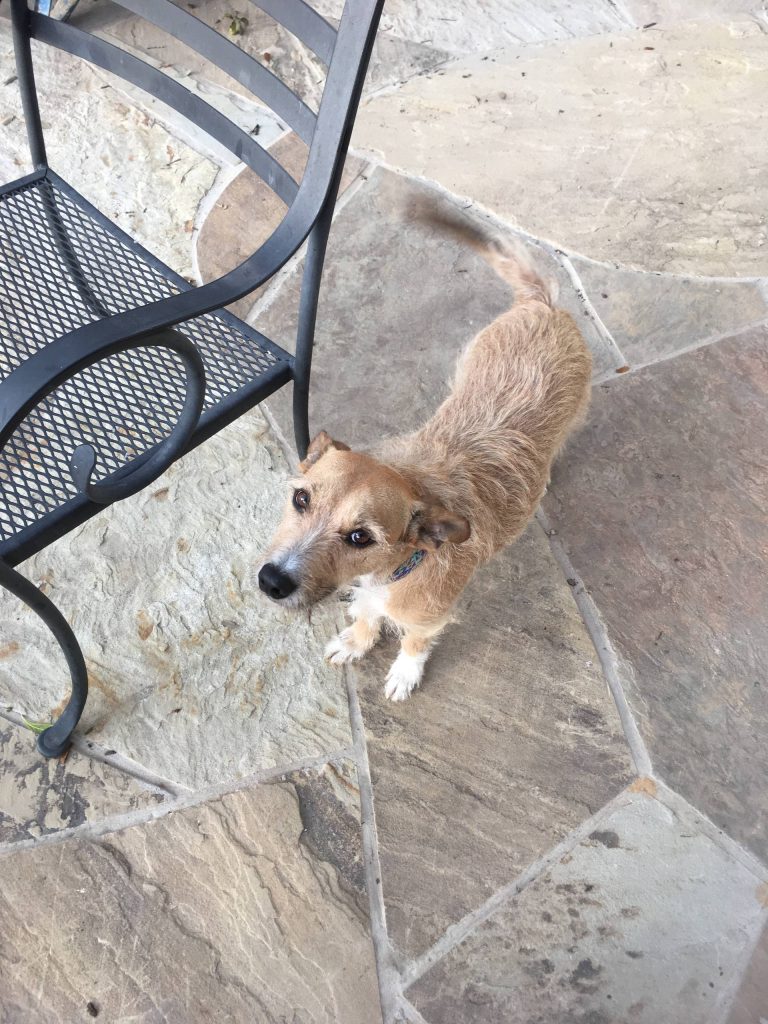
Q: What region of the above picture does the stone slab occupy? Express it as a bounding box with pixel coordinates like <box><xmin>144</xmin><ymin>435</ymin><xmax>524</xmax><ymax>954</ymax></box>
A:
<box><xmin>0</xmin><ymin>721</ymin><xmax>162</xmax><ymax>845</ymax></box>
<box><xmin>543</xmin><ymin>325</ymin><xmax>768</xmax><ymax>861</ymax></box>
<box><xmin>351</xmin><ymin>522</ymin><xmax>633</xmax><ymax>961</ymax></box>
<box><xmin>621</xmin><ymin>1</ymin><xmax>765</xmax><ymax>27</ymax></box>
<box><xmin>196</xmin><ymin>132</ymin><xmax>365</xmax><ymax>319</ymax></box>
<box><xmin>315</xmin><ymin>0</ymin><xmax>632</xmax><ymax>54</ymax></box>
<box><xmin>0</xmin><ymin>26</ymin><xmax>217</xmax><ymax>279</ymax></box>
<box><xmin>257</xmin><ymin>168</ymin><xmax>623</xmax><ymax>449</ymax></box>
<box><xmin>353</xmin><ymin>21</ymin><xmax>768</xmax><ymax>276</ymax></box>
<box><xmin>408</xmin><ymin>789</ymin><xmax>768</xmax><ymax>1024</ymax></box>
<box><xmin>0</xmin><ymin>412</ymin><xmax>352</xmax><ymax>789</ymax></box>
<box><xmin>77</xmin><ymin>0</ymin><xmax>450</xmax><ymax>110</ymax></box>
<box><xmin>77</xmin><ymin>0</ymin><xmax>330</xmax><ymax>110</ymax></box>
<box><xmin>726</xmin><ymin>924</ymin><xmax>768</xmax><ymax>1024</ymax></box>
<box><xmin>0</xmin><ymin>761</ymin><xmax>382</xmax><ymax>1024</ymax></box>
<box><xmin>573</xmin><ymin>257</ymin><xmax>768</xmax><ymax>368</ymax></box>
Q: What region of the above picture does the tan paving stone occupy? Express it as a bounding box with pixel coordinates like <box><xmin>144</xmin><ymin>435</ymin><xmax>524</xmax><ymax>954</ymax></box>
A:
<box><xmin>0</xmin><ymin>412</ymin><xmax>352</xmax><ymax>789</ymax></box>
<box><xmin>0</xmin><ymin>761</ymin><xmax>382</xmax><ymax>1024</ymax></box>
<box><xmin>315</xmin><ymin>0</ymin><xmax>633</xmax><ymax>54</ymax></box>
<box><xmin>0</xmin><ymin>721</ymin><xmax>162</xmax><ymax>845</ymax></box>
<box><xmin>353</xmin><ymin>20</ymin><xmax>768</xmax><ymax>276</ymax></box>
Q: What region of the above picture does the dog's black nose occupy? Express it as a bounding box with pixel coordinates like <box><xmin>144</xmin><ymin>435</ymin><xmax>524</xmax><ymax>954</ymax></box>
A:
<box><xmin>258</xmin><ymin>562</ymin><xmax>297</xmax><ymax>601</ymax></box>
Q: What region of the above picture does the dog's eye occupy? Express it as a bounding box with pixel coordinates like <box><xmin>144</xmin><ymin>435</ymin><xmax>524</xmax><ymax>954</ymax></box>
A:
<box><xmin>293</xmin><ymin>488</ymin><xmax>310</xmax><ymax>512</ymax></box>
<box><xmin>347</xmin><ymin>528</ymin><xmax>373</xmax><ymax>548</ymax></box>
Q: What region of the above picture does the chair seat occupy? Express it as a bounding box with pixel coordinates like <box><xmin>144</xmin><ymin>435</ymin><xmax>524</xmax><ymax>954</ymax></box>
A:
<box><xmin>0</xmin><ymin>170</ymin><xmax>292</xmax><ymax>561</ymax></box>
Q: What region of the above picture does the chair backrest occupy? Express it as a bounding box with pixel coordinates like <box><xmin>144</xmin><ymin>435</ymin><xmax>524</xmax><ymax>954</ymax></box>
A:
<box><xmin>11</xmin><ymin>0</ymin><xmax>382</xmax><ymax>229</ymax></box>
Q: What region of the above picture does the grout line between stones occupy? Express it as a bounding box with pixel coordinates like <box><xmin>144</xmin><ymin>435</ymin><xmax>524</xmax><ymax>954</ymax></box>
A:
<box><xmin>710</xmin><ymin>905</ymin><xmax>768</xmax><ymax>1024</ymax></box>
<box><xmin>396</xmin><ymin>995</ymin><xmax>431</xmax><ymax>1023</ymax></box>
<box><xmin>401</xmin><ymin>785</ymin><xmax>640</xmax><ymax>990</ymax></box>
<box><xmin>607</xmin><ymin>0</ymin><xmax>642</xmax><ymax>29</ymax></box>
<box><xmin>246</xmin><ymin>159</ymin><xmax>378</xmax><ymax>334</ymax></box>
<box><xmin>654</xmin><ymin>779</ymin><xmax>768</xmax><ymax>880</ymax></box>
<box><xmin>0</xmin><ymin>728</ymin><xmax>355</xmax><ymax>859</ymax></box>
<box><xmin>399</xmin><ymin>774</ymin><xmax>768</xmax><ymax>998</ymax></box>
<box><xmin>189</xmin><ymin>157</ymin><xmax>271</xmax><ymax>288</ymax></box>
<box><xmin>534</xmin><ymin>507</ymin><xmax>652</xmax><ymax>776</ymax></box>
<box><xmin>592</xmin><ymin>314</ymin><xmax>768</xmax><ymax>384</ymax></box>
<box><xmin>261</xmin><ymin>401</ymin><xmax>299</xmax><ymax>472</ymax></box>
<box><xmin>554</xmin><ymin>248</ymin><xmax>627</xmax><ymax>366</ymax></box>
<box><xmin>0</xmin><ymin>707</ymin><xmax>185</xmax><ymax>796</ymax></box>
<box><xmin>564</xmin><ymin>249</ymin><xmax>768</xmax><ymax>286</ymax></box>
<box><xmin>345</xmin><ymin>669</ymin><xmax>402</xmax><ymax>1024</ymax></box>
<box><xmin>654</xmin><ymin>781</ymin><xmax>768</xmax><ymax>1024</ymax></box>
<box><xmin>348</xmin><ymin>151</ymin><xmax>768</xmax><ymax>287</ymax></box>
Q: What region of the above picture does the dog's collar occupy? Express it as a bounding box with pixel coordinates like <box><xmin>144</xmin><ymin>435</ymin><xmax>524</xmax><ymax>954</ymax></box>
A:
<box><xmin>389</xmin><ymin>549</ymin><xmax>427</xmax><ymax>583</ymax></box>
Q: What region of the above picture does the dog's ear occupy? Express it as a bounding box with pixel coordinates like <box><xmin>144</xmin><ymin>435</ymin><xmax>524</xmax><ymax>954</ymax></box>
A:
<box><xmin>300</xmin><ymin>430</ymin><xmax>351</xmax><ymax>471</ymax></box>
<box><xmin>407</xmin><ymin>504</ymin><xmax>471</xmax><ymax>550</ymax></box>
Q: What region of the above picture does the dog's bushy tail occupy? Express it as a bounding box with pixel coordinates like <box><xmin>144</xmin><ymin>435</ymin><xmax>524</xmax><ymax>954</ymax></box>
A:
<box><xmin>405</xmin><ymin>195</ymin><xmax>557</xmax><ymax>308</ymax></box>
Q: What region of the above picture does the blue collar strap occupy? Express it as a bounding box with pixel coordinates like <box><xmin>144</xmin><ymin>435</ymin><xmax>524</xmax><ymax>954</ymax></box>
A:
<box><xmin>389</xmin><ymin>549</ymin><xmax>427</xmax><ymax>583</ymax></box>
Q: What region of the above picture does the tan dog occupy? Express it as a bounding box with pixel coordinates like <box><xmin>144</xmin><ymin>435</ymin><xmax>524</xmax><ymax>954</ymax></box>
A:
<box><xmin>258</xmin><ymin>209</ymin><xmax>591</xmax><ymax>700</ymax></box>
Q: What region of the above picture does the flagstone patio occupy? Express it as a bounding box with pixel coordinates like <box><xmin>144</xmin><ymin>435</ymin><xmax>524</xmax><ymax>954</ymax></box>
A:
<box><xmin>1</xmin><ymin>2</ymin><xmax>767</xmax><ymax>1022</ymax></box>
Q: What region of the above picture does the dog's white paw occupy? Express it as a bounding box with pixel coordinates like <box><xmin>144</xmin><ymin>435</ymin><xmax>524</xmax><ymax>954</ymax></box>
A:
<box><xmin>325</xmin><ymin>628</ymin><xmax>368</xmax><ymax>666</ymax></box>
<box><xmin>385</xmin><ymin>650</ymin><xmax>428</xmax><ymax>702</ymax></box>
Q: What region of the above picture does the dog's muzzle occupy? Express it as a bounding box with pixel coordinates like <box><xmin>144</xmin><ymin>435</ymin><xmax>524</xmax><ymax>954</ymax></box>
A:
<box><xmin>258</xmin><ymin>562</ymin><xmax>298</xmax><ymax>601</ymax></box>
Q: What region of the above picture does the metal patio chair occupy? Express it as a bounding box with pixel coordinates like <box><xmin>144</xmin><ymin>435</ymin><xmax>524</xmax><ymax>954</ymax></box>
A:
<box><xmin>0</xmin><ymin>0</ymin><xmax>383</xmax><ymax>757</ymax></box>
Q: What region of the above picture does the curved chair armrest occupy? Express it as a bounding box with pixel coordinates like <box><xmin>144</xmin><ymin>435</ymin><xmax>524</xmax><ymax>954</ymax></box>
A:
<box><xmin>0</xmin><ymin>195</ymin><xmax>310</xmax><ymax>447</ymax></box>
<box><xmin>0</xmin><ymin>328</ymin><xmax>206</xmax><ymax>505</ymax></box>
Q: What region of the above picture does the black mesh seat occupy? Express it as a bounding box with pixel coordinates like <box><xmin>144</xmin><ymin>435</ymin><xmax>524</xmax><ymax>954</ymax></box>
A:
<box><xmin>0</xmin><ymin>172</ymin><xmax>290</xmax><ymax>554</ymax></box>
<box><xmin>0</xmin><ymin>0</ymin><xmax>383</xmax><ymax>757</ymax></box>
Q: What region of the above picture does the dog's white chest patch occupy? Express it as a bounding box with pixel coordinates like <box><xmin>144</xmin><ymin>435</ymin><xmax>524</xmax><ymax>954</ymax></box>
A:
<box><xmin>350</xmin><ymin>576</ymin><xmax>392</xmax><ymax>623</ymax></box>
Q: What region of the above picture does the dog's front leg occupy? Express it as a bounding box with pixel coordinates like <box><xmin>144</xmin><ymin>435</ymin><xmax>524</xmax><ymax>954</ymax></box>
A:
<box><xmin>325</xmin><ymin>612</ymin><xmax>382</xmax><ymax>665</ymax></box>
<box><xmin>385</xmin><ymin>625</ymin><xmax>444</xmax><ymax>702</ymax></box>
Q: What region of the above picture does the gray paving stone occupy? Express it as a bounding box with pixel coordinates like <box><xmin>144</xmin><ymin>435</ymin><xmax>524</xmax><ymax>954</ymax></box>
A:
<box><xmin>0</xmin><ymin>412</ymin><xmax>352</xmax><ymax>789</ymax></box>
<box><xmin>543</xmin><ymin>324</ymin><xmax>768</xmax><ymax>861</ymax></box>
<box><xmin>727</xmin><ymin>923</ymin><xmax>768</xmax><ymax>1024</ymax></box>
<box><xmin>350</xmin><ymin>523</ymin><xmax>633</xmax><ymax>962</ymax></box>
<box><xmin>408</xmin><ymin>788</ymin><xmax>768</xmax><ymax>1024</ymax></box>
<box><xmin>353</xmin><ymin>20</ymin><xmax>768</xmax><ymax>276</ymax></box>
<box><xmin>0</xmin><ymin>761</ymin><xmax>381</xmax><ymax>1024</ymax></box>
<box><xmin>0</xmin><ymin>722</ymin><xmax>162</xmax><ymax>845</ymax></box>
<box><xmin>257</xmin><ymin>168</ymin><xmax>622</xmax><ymax>448</ymax></box>
<box><xmin>573</xmin><ymin>257</ymin><xmax>768</xmax><ymax>368</ymax></box>
<box><xmin>196</xmin><ymin>133</ymin><xmax>365</xmax><ymax>320</ymax></box>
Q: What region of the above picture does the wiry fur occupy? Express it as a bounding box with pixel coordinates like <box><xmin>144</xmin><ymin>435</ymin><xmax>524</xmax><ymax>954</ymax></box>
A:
<box><xmin>260</xmin><ymin>206</ymin><xmax>591</xmax><ymax>701</ymax></box>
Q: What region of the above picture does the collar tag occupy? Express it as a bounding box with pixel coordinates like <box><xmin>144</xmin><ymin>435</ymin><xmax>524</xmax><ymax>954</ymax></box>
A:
<box><xmin>389</xmin><ymin>549</ymin><xmax>427</xmax><ymax>583</ymax></box>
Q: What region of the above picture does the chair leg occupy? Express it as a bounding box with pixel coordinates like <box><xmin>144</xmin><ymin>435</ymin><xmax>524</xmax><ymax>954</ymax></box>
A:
<box><xmin>292</xmin><ymin>199</ymin><xmax>336</xmax><ymax>462</ymax></box>
<box><xmin>0</xmin><ymin>560</ymin><xmax>88</xmax><ymax>758</ymax></box>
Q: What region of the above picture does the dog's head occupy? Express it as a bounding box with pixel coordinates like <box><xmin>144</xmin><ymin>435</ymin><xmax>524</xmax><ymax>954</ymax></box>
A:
<box><xmin>258</xmin><ymin>431</ymin><xmax>470</xmax><ymax>607</ymax></box>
